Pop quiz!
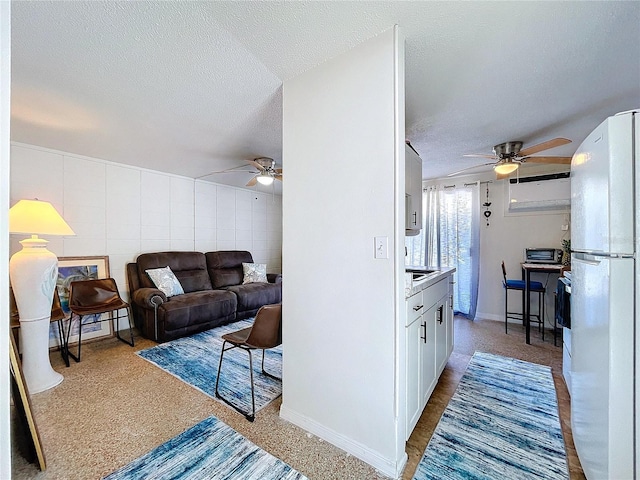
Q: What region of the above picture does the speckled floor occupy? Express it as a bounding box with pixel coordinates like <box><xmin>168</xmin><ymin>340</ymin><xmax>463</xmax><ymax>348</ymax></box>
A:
<box><xmin>11</xmin><ymin>317</ymin><xmax>584</xmax><ymax>480</ymax></box>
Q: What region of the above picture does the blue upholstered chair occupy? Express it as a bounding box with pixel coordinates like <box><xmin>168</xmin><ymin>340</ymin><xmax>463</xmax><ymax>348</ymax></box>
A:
<box><xmin>501</xmin><ymin>261</ymin><xmax>546</xmax><ymax>338</ymax></box>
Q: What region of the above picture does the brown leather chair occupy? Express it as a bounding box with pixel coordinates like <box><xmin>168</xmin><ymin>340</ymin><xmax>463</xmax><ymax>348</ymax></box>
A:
<box><xmin>10</xmin><ymin>287</ymin><xmax>70</xmax><ymax>366</ymax></box>
<box><xmin>215</xmin><ymin>303</ymin><xmax>282</xmax><ymax>421</ymax></box>
<box><xmin>67</xmin><ymin>278</ymin><xmax>135</xmax><ymax>362</ymax></box>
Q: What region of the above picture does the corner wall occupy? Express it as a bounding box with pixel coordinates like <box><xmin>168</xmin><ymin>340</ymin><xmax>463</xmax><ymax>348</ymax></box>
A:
<box><xmin>9</xmin><ymin>143</ymin><xmax>283</xmax><ymax>316</ymax></box>
<box><xmin>1</xmin><ymin>2</ymin><xmax>11</xmax><ymax>477</ymax></box>
<box><xmin>281</xmin><ymin>27</ymin><xmax>406</xmax><ymax>477</ymax></box>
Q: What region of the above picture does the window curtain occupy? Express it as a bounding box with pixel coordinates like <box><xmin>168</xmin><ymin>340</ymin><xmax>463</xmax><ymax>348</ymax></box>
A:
<box><xmin>406</xmin><ymin>183</ymin><xmax>480</xmax><ymax>319</ymax></box>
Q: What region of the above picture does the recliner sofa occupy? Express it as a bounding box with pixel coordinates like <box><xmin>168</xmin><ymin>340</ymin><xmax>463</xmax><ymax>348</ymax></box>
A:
<box><xmin>126</xmin><ymin>251</ymin><xmax>281</xmax><ymax>342</ymax></box>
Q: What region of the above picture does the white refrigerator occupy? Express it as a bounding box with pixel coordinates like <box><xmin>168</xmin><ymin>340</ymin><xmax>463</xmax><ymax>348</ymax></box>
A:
<box><xmin>570</xmin><ymin>109</ymin><xmax>639</xmax><ymax>479</ymax></box>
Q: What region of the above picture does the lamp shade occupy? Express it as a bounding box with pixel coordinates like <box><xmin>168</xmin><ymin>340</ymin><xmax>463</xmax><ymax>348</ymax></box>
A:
<box><xmin>9</xmin><ymin>199</ymin><xmax>75</xmax><ymax>236</ymax></box>
<box><xmin>494</xmin><ymin>162</ymin><xmax>519</xmax><ymax>175</ymax></box>
<box><xmin>256</xmin><ymin>173</ymin><xmax>274</xmax><ymax>186</ymax></box>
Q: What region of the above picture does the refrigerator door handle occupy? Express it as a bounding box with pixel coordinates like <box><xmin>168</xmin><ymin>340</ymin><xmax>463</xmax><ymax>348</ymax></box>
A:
<box><xmin>572</xmin><ymin>252</ymin><xmax>602</xmax><ymax>265</ymax></box>
<box><xmin>572</xmin><ymin>250</ymin><xmax>634</xmax><ymax>259</ymax></box>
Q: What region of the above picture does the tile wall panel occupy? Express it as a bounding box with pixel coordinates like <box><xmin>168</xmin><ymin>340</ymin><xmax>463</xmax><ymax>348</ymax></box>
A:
<box><xmin>10</xmin><ymin>143</ymin><xmax>283</xmax><ymax>328</ymax></box>
<box><xmin>10</xmin><ymin>147</ymin><xmax>66</xmax><ymax>256</ymax></box>
<box><xmin>105</xmin><ymin>164</ymin><xmax>141</xmax><ymax>298</ymax></box>
<box><xmin>140</xmin><ymin>171</ymin><xmax>171</xmax><ymax>253</ymax></box>
<box><xmin>170</xmin><ymin>177</ymin><xmax>194</xmax><ymax>250</ymax></box>
<box><xmin>195</xmin><ymin>181</ymin><xmax>217</xmax><ymax>252</ymax></box>
<box><xmin>216</xmin><ymin>186</ymin><xmax>236</xmax><ymax>249</ymax></box>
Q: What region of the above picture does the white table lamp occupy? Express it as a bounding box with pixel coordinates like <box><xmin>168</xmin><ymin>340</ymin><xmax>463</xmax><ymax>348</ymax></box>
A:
<box><xmin>9</xmin><ymin>199</ymin><xmax>75</xmax><ymax>394</ymax></box>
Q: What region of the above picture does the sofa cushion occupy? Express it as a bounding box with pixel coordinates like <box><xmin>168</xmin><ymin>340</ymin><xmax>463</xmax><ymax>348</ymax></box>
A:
<box><xmin>206</xmin><ymin>251</ymin><xmax>254</xmax><ymax>288</ymax></box>
<box><xmin>159</xmin><ymin>290</ymin><xmax>237</xmax><ymax>332</ymax></box>
<box><xmin>137</xmin><ymin>252</ymin><xmax>212</xmax><ymax>293</ymax></box>
<box><xmin>224</xmin><ymin>283</ymin><xmax>282</xmax><ymax>313</ymax></box>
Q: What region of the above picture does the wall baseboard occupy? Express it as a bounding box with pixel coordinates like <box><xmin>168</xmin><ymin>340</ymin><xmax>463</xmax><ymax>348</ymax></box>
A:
<box><xmin>279</xmin><ymin>404</ymin><xmax>406</xmax><ymax>479</ymax></box>
<box><xmin>473</xmin><ymin>312</ymin><xmax>503</xmax><ymax>322</ymax></box>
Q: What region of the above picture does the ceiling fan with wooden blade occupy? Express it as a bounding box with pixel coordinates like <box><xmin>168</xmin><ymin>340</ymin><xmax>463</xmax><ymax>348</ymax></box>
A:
<box><xmin>245</xmin><ymin>157</ymin><xmax>282</xmax><ymax>187</ymax></box>
<box><xmin>449</xmin><ymin>137</ymin><xmax>572</xmax><ymax>178</ymax></box>
<box><xmin>199</xmin><ymin>157</ymin><xmax>283</xmax><ymax>186</ymax></box>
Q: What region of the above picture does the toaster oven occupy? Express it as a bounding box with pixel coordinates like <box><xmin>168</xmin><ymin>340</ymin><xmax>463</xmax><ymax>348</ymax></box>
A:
<box><xmin>524</xmin><ymin>247</ymin><xmax>563</xmax><ymax>264</ymax></box>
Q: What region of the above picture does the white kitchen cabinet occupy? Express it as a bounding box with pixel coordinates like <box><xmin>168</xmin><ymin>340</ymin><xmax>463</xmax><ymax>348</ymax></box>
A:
<box><xmin>405</xmin><ymin>144</ymin><xmax>423</xmax><ymax>235</ymax></box>
<box><xmin>406</xmin><ymin>289</ymin><xmax>424</xmax><ymax>436</ymax></box>
<box><xmin>405</xmin><ymin>271</ymin><xmax>455</xmax><ymax>439</ymax></box>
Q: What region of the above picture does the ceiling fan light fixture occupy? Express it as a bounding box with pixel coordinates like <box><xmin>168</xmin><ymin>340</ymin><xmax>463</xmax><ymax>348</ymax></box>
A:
<box><xmin>494</xmin><ymin>162</ymin><xmax>519</xmax><ymax>175</ymax></box>
<box><xmin>256</xmin><ymin>173</ymin><xmax>274</xmax><ymax>185</ymax></box>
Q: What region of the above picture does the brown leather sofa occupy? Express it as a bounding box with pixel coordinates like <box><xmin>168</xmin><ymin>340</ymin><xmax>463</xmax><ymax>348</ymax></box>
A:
<box><xmin>127</xmin><ymin>251</ymin><xmax>282</xmax><ymax>342</ymax></box>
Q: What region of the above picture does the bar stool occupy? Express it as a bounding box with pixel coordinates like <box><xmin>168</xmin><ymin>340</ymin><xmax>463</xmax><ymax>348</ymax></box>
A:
<box><xmin>502</xmin><ymin>261</ymin><xmax>546</xmax><ymax>338</ymax></box>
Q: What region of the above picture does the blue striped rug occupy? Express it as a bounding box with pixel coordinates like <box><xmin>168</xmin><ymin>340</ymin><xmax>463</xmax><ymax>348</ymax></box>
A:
<box><xmin>137</xmin><ymin>319</ymin><xmax>282</xmax><ymax>415</ymax></box>
<box><xmin>413</xmin><ymin>352</ymin><xmax>569</xmax><ymax>480</ymax></box>
<box><xmin>103</xmin><ymin>416</ymin><xmax>306</xmax><ymax>480</ymax></box>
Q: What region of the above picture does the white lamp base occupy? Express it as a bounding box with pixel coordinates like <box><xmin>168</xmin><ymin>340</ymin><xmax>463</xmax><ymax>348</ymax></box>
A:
<box><xmin>10</xmin><ymin>235</ymin><xmax>63</xmax><ymax>394</ymax></box>
<box><xmin>18</xmin><ymin>318</ymin><xmax>64</xmax><ymax>393</ymax></box>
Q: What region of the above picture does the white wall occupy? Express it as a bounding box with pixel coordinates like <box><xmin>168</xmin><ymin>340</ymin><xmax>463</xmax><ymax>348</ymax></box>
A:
<box><xmin>281</xmin><ymin>27</ymin><xmax>406</xmax><ymax>477</ymax></box>
<box><xmin>424</xmin><ymin>167</ymin><xmax>571</xmax><ymax>326</ymax></box>
<box><xmin>9</xmin><ymin>143</ymin><xmax>283</xmax><ymax>319</ymax></box>
<box><xmin>1</xmin><ymin>2</ymin><xmax>11</xmax><ymax>477</ymax></box>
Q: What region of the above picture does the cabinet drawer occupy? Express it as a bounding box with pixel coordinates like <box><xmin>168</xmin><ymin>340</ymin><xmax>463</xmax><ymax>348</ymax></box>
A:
<box><xmin>406</xmin><ymin>290</ymin><xmax>424</xmax><ymax>325</ymax></box>
<box><xmin>423</xmin><ymin>277</ymin><xmax>449</xmax><ymax>310</ymax></box>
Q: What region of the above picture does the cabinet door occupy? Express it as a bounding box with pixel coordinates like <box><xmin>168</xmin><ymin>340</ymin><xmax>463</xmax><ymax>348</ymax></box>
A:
<box><xmin>406</xmin><ymin>317</ymin><xmax>422</xmax><ymax>438</ymax></box>
<box><xmin>447</xmin><ymin>279</ymin><xmax>454</xmax><ymax>356</ymax></box>
<box><xmin>421</xmin><ymin>303</ymin><xmax>437</xmax><ymax>406</ymax></box>
<box><xmin>435</xmin><ymin>300</ymin><xmax>448</xmax><ymax>376</ymax></box>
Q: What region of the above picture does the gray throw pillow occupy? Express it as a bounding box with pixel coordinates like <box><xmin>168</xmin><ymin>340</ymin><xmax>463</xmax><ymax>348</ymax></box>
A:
<box><xmin>242</xmin><ymin>263</ymin><xmax>267</xmax><ymax>284</ymax></box>
<box><xmin>146</xmin><ymin>266</ymin><xmax>185</xmax><ymax>297</ymax></box>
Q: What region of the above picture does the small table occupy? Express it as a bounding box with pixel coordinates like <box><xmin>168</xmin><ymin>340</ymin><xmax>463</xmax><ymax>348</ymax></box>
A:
<box><xmin>521</xmin><ymin>263</ymin><xmax>566</xmax><ymax>344</ymax></box>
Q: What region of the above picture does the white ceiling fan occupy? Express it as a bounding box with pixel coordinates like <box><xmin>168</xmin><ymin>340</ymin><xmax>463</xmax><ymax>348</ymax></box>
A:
<box><xmin>449</xmin><ymin>137</ymin><xmax>573</xmax><ymax>179</ymax></box>
<box><xmin>200</xmin><ymin>157</ymin><xmax>283</xmax><ymax>186</ymax></box>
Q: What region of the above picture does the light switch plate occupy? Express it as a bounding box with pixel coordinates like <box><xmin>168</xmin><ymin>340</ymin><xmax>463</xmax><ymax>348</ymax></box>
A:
<box><xmin>374</xmin><ymin>236</ymin><xmax>388</xmax><ymax>259</ymax></box>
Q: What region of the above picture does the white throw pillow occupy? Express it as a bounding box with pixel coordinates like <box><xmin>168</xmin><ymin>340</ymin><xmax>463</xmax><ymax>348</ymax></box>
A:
<box><xmin>242</xmin><ymin>263</ymin><xmax>267</xmax><ymax>284</ymax></box>
<box><xmin>146</xmin><ymin>266</ymin><xmax>185</xmax><ymax>297</ymax></box>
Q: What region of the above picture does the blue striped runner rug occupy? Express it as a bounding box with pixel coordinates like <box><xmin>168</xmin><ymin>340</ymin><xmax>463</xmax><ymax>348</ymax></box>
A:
<box><xmin>137</xmin><ymin>319</ymin><xmax>282</xmax><ymax>416</ymax></box>
<box><xmin>413</xmin><ymin>352</ymin><xmax>569</xmax><ymax>480</ymax></box>
<box><xmin>103</xmin><ymin>416</ymin><xmax>306</xmax><ymax>480</ymax></box>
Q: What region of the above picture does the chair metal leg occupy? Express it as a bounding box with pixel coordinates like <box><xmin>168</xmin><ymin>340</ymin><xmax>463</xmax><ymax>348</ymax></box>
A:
<box><xmin>248</xmin><ymin>350</ymin><xmax>255</xmax><ymax>422</ymax></box>
<box><xmin>505</xmin><ymin>288</ymin><xmax>508</xmax><ymax>334</ymax></box>
<box><xmin>541</xmin><ymin>291</ymin><xmax>546</xmax><ymax>340</ymax></box>
<box><xmin>214</xmin><ymin>340</ymin><xmax>227</xmax><ymax>399</ymax></box>
<box><xmin>260</xmin><ymin>349</ymin><xmax>281</xmax><ymax>380</ymax></box>
<box><xmin>65</xmin><ymin>314</ymin><xmax>83</xmax><ymax>363</ymax></box>
<box><xmin>113</xmin><ymin>307</ymin><xmax>135</xmax><ymax>347</ymax></box>
<box><xmin>56</xmin><ymin>319</ymin><xmax>70</xmax><ymax>367</ymax></box>
<box><xmin>215</xmin><ymin>341</ymin><xmax>256</xmax><ymax>422</ymax></box>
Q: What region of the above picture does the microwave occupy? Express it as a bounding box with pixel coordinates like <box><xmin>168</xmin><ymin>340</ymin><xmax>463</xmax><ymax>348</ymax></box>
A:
<box><xmin>524</xmin><ymin>247</ymin><xmax>563</xmax><ymax>264</ymax></box>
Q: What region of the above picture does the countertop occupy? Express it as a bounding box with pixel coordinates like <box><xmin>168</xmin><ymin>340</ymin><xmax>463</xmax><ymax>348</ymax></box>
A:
<box><xmin>405</xmin><ymin>266</ymin><xmax>456</xmax><ymax>298</ymax></box>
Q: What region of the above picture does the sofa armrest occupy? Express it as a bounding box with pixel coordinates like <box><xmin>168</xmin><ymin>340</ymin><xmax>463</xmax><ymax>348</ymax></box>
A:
<box><xmin>267</xmin><ymin>273</ymin><xmax>282</xmax><ymax>284</ymax></box>
<box><xmin>132</xmin><ymin>287</ymin><xmax>167</xmax><ymax>308</ymax></box>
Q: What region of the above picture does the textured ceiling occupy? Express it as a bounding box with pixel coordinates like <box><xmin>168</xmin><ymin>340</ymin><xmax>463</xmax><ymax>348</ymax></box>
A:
<box><xmin>10</xmin><ymin>1</ymin><xmax>640</xmax><ymax>191</ymax></box>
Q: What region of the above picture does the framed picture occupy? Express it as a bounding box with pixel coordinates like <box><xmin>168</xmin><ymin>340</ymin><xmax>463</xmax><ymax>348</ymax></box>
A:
<box><xmin>10</xmin><ymin>334</ymin><xmax>46</xmax><ymax>470</ymax></box>
<box><xmin>49</xmin><ymin>256</ymin><xmax>112</xmax><ymax>349</ymax></box>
